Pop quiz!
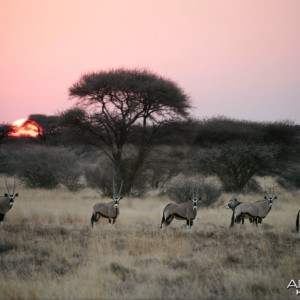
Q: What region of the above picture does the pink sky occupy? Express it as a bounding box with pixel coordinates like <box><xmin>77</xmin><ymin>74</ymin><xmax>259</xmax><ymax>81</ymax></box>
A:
<box><xmin>1</xmin><ymin>0</ymin><xmax>299</xmax><ymax>124</ymax></box>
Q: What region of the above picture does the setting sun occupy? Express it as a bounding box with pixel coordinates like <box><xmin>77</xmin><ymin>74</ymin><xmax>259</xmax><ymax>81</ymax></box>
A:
<box><xmin>8</xmin><ymin>118</ymin><xmax>43</xmax><ymax>138</ymax></box>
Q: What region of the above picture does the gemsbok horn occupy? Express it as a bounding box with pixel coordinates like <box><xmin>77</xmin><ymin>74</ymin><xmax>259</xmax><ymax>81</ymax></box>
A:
<box><xmin>229</xmin><ymin>189</ymin><xmax>277</xmax><ymax>227</ymax></box>
<box><xmin>0</xmin><ymin>178</ymin><xmax>18</xmax><ymax>225</ymax></box>
<box><xmin>91</xmin><ymin>180</ymin><xmax>123</xmax><ymax>228</ymax></box>
<box><xmin>160</xmin><ymin>187</ymin><xmax>201</xmax><ymax>229</ymax></box>
<box><xmin>296</xmin><ymin>210</ymin><xmax>300</xmax><ymax>233</ymax></box>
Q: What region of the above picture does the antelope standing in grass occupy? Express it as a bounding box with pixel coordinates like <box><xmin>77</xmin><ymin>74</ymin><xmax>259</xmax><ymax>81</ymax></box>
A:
<box><xmin>91</xmin><ymin>181</ymin><xmax>123</xmax><ymax>228</ymax></box>
<box><xmin>296</xmin><ymin>210</ymin><xmax>300</xmax><ymax>233</ymax></box>
<box><xmin>226</xmin><ymin>192</ymin><xmax>261</xmax><ymax>227</ymax></box>
<box><xmin>228</xmin><ymin>192</ymin><xmax>277</xmax><ymax>227</ymax></box>
<box><xmin>160</xmin><ymin>189</ymin><xmax>201</xmax><ymax>229</ymax></box>
<box><xmin>0</xmin><ymin>178</ymin><xmax>18</xmax><ymax>225</ymax></box>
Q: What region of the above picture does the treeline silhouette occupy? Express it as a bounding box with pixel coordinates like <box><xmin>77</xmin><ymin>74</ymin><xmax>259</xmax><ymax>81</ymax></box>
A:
<box><xmin>0</xmin><ymin>115</ymin><xmax>299</xmax><ymax>199</ymax></box>
<box><xmin>2</xmin><ymin>115</ymin><xmax>298</xmax><ymax>147</ymax></box>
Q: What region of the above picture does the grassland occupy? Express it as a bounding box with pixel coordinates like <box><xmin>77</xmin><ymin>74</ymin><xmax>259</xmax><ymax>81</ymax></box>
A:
<box><xmin>0</xmin><ymin>182</ymin><xmax>299</xmax><ymax>300</ymax></box>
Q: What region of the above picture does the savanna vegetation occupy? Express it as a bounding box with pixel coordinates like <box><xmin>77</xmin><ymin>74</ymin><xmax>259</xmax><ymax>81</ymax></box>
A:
<box><xmin>0</xmin><ymin>68</ymin><xmax>299</xmax><ymax>299</ymax></box>
<box><xmin>1</xmin><ymin>115</ymin><xmax>299</xmax><ymax>198</ymax></box>
<box><xmin>0</xmin><ymin>181</ymin><xmax>299</xmax><ymax>300</ymax></box>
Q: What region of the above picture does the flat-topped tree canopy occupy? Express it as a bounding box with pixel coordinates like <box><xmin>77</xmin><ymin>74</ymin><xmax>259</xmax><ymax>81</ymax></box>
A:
<box><xmin>68</xmin><ymin>68</ymin><xmax>190</xmax><ymax>125</ymax></box>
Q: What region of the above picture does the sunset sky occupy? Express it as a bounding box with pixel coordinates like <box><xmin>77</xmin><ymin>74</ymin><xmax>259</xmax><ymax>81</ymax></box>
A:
<box><xmin>1</xmin><ymin>0</ymin><xmax>299</xmax><ymax>124</ymax></box>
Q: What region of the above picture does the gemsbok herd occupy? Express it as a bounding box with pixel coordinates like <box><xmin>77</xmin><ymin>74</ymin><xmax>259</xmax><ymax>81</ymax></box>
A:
<box><xmin>225</xmin><ymin>190</ymin><xmax>277</xmax><ymax>227</ymax></box>
<box><xmin>0</xmin><ymin>178</ymin><xmax>299</xmax><ymax>233</ymax></box>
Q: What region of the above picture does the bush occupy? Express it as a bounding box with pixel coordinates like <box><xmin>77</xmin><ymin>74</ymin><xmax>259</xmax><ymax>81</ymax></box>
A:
<box><xmin>276</xmin><ymin>165</ymin><xmax>300</xmax><ymax>190</ymax></box>
<box><xmin>194</xmin><ymin>117</ymin><xmax>298</xmax><ymax>146</ymax></box>
<box><xmin>194</xmin><ymin>143</ymin><xmax>279</xmax><ymax>192</ymax></box>
<box><xmin>243</xmin><ymin>178</ymin><xmax>264</xmax><ymax>193</ymax></box>
<box><xmin>84</xmin><ymin>162</ymin><xmax>114</xmax><ymax>196</ymax></box>
<box><xmin>6</xmin><ymin>145</ymin><xmax>83</xmax><ymax>191</ymax></box>
<box><xmin>85</xmin><ymin>158</ymin><xmax>147</xmax><ymax>197</ymax></box>
<box><xmin>165</xmin><ymin>175</ymin><xmax>222</xmax><ymax>206</ymax></box>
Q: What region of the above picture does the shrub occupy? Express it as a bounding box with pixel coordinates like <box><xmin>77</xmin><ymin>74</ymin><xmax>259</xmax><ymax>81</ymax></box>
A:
<box><xmin>276</xmin><ymin>165</ymin><xmax>300</xmax><ymax>190</ymax></box>
<box><xmin>84</xmin><ymin>162</ymin><xmax>114</xmax><ymax>196</ymax></box>
<box><xmin>243</xmin><ymin>178</ymin><xmax>264</xmax><ymax>193</ymax></box>
<box><xmin>7</xmin><ymin>145</ymin><xmax>83</xmax><ymax>191</ymax></box>
<box><xmin>165</xmin><ymin>174</ymin><xmax>222</xmax><ymax>206</ymax></box>
<box><xmin>194</xmin><ymin>117</ymin><xmax>298</xmax><ymax>146</ymax></box>
<box><xmin>195</xmin><ymin>143</ymin><xmax>279</xmax><ymax>192</ymax></box>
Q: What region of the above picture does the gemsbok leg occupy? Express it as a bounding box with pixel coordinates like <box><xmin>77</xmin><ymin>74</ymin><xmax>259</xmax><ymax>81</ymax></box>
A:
<box><xmin>296</xmin><ymin>210</ymin><xmax>300</xmax><ymax>233</ymax></box>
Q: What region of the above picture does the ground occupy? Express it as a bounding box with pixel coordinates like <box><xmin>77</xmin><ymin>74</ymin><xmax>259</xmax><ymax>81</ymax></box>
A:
<box><xmin>0</xmin><ymin>184</ymin><xmax>299</xmax><ymax>299</ymax></box>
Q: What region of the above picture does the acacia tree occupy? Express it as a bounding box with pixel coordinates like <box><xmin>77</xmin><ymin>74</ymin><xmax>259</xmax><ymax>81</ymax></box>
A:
<box><xmin>29</xmin><ymin>114</ymin><xmax>61</xmax><ymax>143</ymax></box>
<box><xmin>195</xmin><ymin>142</ymin><xmax>279</xmax><ymax>192</ymax></box>
<box><xmin>0</xmin><ymin>124</ymin><xmax>13</xmax><ymax>172</ymax></box>
<box><xmin>0</xmin><ymin>124</ymin><xmax>12</xmax><ymax>142</ymax></box>
<box><xmin>62</xmin><ymin>68</ymin><xmax>190</xmax><ymax>194</ymax></box>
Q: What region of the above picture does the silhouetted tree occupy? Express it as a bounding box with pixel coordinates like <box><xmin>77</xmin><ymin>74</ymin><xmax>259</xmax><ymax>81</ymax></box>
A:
<box><xmin>194</xmin><ymin>117</ymin><xmax>298</xmax><ymax>146</ymax></box>
<box><xmin>62</xmin><ymin>68</ymin><xmax>190</xmax><ymax>194</ymax></box>
<box><xmin>195</xmin><ymin>143</ymin><xmax>279</xmax><ymax>192</ymax></box>
<box><xmin>0</xmin><ymin>124</ymin><xmax>12</xmax><ymax>143</ymax></box>
<box><xmin>0</xmin><ymin>124</ymin><xmax>12</xmax><ymax>172</ymax></box>
<box><xmin>29</xmin><ymin>114</ymin><xmax>61</xmax><ymax>144</ymax></box>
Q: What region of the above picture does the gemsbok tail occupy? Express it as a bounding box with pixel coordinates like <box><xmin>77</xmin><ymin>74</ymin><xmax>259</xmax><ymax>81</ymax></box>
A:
<box><xmin>296</xmin><ymin>210</ymin><xmax>300</xmax><ymax>233</ymax></box>
<box><xmin>91</xmin><ymin>212</ymin><xmax>96</xmax><ymax>228</ymax></box>
<box><xmin>160</xmin><ymin>213</ymin><xmax>165</xmax><ymax>229</ymax></box>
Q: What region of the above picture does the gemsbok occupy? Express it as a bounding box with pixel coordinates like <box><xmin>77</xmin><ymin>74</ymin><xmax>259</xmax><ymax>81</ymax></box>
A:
<box><xmin>0</xmin><ymin>178</ymin><xmax>18</xmax><ymax>225</ymax></box>
<box><xmin>228</xmin><ymin>192</ymin><xmax>277</xmax><ymax>227</ymax></box>
<box><xmin>226</xmin><ymin>193</ymin><xmax>261</xmax><ymax>227</ymax></box>
<box><xmin>160</xmin><ymin>189</ymin><xmax>201</xmax><ymax>229</ymax></box>
<box><xmin>91</xmin><ymin>181</ymin><xmax>123</xmax><ymax>228</ymax></box>
<box><xmin>296</xmin><ymin>210</ymin><xmax>300</xmax><ymax>233</ymax></box>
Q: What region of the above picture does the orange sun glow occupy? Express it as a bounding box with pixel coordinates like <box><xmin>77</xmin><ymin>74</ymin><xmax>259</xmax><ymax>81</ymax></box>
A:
<box><xmin>8</xmin><ymin>118</ymin><xmax>43</xmax><ymax>138</ymax></box>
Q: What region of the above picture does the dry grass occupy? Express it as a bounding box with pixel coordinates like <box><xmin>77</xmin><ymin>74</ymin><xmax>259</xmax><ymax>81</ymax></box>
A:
<box><xmin>0</xmin><ymin>180</ymin><xmax>299</xmax><ymax>299</ymax></box>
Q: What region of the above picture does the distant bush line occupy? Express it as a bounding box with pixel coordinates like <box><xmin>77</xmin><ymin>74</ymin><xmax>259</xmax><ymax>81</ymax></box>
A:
<box><xmin>0</xmin><ymin>116</ymin><xmax>299</xmax><ymax>200</ymax></box>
